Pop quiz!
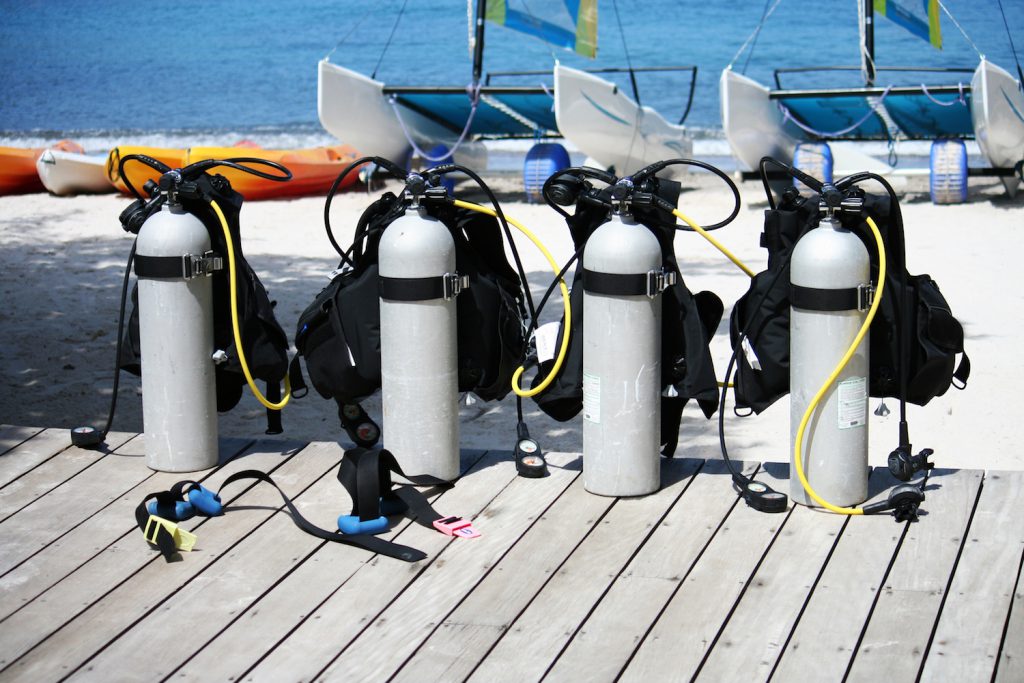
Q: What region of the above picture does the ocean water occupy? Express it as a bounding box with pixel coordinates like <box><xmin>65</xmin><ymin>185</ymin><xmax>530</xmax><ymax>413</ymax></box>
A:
<box><xmin>0</xmin><ymin>0</ymin><xmax>1020</xmax><ymax>158</ymax></box>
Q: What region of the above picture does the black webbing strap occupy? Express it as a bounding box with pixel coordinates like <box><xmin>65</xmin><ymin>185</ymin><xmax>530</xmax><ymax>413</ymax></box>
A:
<box><xmin>338</xmin><ymin>448</ymin><xmax>451</xmax><ymax>527</ymax></box>
<box><xmin>790</xmin><ymin>284</ymin><xmax>860</xmax><ymax>311</ymax></box>
<box><xmin>134</xmin><ymin>480</ymin><xmax>202</xmax><ymax>558</ymax></box>
<box><xmin>134</xmin><ymin>252</ymin><xmax>223</xmax><ymax>279</ymax></box>
<box><xmin>582</xmin><ymin>268</ymin><xmax>649</xmax><ymax>296</ymax></box>
<box><xmin>379</xmin><ymin>275</ymin><xmax>445</xmax><ymax>301</ymax></box>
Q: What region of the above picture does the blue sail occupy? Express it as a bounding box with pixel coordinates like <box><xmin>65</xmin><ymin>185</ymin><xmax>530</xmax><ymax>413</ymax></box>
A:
<box><xmin>485</xmin><ymin>0</ymin><xmax>598</xmax><ymax>59</ymax></box>
<box><xmin>874</xmin><ymin>0</ymin><xmax>943</xmax><ymax>49</ymax></box>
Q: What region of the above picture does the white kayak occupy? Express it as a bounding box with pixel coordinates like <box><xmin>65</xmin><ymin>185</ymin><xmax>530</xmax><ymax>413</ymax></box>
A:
<box><xmin>36</xmin><ymin>148</ymin><xmax>115</xmax><ymax>196</ymax></box>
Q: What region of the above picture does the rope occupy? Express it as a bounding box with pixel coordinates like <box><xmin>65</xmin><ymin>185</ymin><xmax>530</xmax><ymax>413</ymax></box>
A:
<box><xmin>388</xmin><ymin>85</ymin><xmax>481</xmax><ymax>162</ymax></box>
<box><xmin>777</xmin><ymin>86</ymin><xmax>892</xmax><ymax>137</ymax></box>
<box><xmin>920</xmin><ymin>82</ymin><xmax>967</xmax><ymax>107</ymax></box>
<box><xmin>324</xmin><ymin>4</ymin><xmax>376</xmax><ymax>61</ymax></box>
<box><xmin>742</xmin><ymin>0</ymin><xmax>775</xmax><ymax>74</ymax></box>
<box><xmin>938</xmin><ymin>0</ymin><xmax>983</xmax><ymax>59</ymax></box>
<box><xmin>372</xmin><ymin>0</ymin><xmax>410</xmax><ymax>79</ymax></box>
<box><xmin>996</xmin><ymin>0</ymin><xmax>1024</xmax><ymax>90</ymax></box>
<box><xmin>727</xmin><ymin>0</ymin><xmax>785</xmax><ymax>70</ymax></box>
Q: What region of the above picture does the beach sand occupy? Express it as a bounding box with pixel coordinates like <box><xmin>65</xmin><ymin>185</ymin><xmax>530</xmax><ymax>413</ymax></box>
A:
<box><xmin>1</xmin><ymin>171</ymin><xmax>1020</xmax><ymax>470</ymax></box>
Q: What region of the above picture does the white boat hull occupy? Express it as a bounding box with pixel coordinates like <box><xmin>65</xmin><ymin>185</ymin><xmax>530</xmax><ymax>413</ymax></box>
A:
<box><xmin>554</xmin><ymin>63</ymin><xmax>691</xmax><ymax>177</ymax></box>
<box><xmin>317</xmin><ymin>59</ymin><xmax>486</xmax><ymax>169</ymax></box>
<box><xmin>971</xmin><ymin>59</ymin><xmax>1024</xmax><ymax>197</ymax></box>
<box><xmin>35</xmin><ymin>149</ymin><xmax>113</xmax><ymax>196</ymax></box>
<box><xmin>720</xmin><ymin>66</ymin><xmax>804</xmax><ymax>172</ymax></box>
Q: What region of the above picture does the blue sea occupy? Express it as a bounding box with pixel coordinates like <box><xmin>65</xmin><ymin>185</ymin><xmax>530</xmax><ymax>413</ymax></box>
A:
<box><xmin>1</xmin><ymin>0</ymin><xmax>1020</xmax><ymax>163</ymax></box>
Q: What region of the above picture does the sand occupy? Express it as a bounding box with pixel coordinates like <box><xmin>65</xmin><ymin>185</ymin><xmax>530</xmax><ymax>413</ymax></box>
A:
<box><xmin>1</xmin><ymin>171</ymin><xmax>1021</xmax><ymax>470</ymax></box>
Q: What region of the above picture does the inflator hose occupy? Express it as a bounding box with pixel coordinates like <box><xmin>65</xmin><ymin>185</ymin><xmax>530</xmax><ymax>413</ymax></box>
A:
<box><xmin>209</xmin><ymin>200</ymin><xmax>292</xmax><ymax>411</ymax></box>
<box><xmin>669</xmin><ymin>207</ymin><xmax>755</xmax><ymax>277</ymax></box>
<box><xmin>452</xmin><ymin>200</ymin><xmax>573</xmax><ymax>398</ymax></box>
<box><xmin>792</xmin><ymin>215</ymin><xmax>886</xmax><ymax>515</ymax></box>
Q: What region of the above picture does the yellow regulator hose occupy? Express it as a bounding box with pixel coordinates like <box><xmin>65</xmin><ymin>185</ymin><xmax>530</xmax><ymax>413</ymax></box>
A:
<box><xmin>671</xmin><ymin>207</ymin><xmax>755</xmax><ymax>278</ymax></box>
<box><xmin>210</xmin><ymin>199</ymin><xmax>291</xmax><ymax>411</ymax></box>
<box><xmin>792</xmin><ymin>215</ymin><xmax>886</xmax><ymax>515</ymax></box>
<box><xmin>452</xmin><ymin>199</ymin><xmax>572</xmax><ymax>398</ymax></box>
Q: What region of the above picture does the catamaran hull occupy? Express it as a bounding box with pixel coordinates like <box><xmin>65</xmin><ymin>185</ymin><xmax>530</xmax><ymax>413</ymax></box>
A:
<box><xmin>971</xmin><ymin>59</ymin><xmax>1024</xmax><ymax>197</ymax></box>
<box><xmin>720</xmin><ymin>67</ymin><xmax>803</xmax><ymax>172</ymax></box>
<box><xmin>317</xmin><ymin>60</ymin><xmax>486</xmax><ymax>169</ymax></box>
<box><xmin>554</xmin><ymin>64</ymin><xmax>691</xmax><ymax>177</ymax></box>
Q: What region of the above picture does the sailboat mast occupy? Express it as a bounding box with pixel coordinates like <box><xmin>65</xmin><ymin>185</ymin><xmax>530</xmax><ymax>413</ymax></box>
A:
<box><xmin>472</xmin><ymin>0</ymin><xmax>487</xmax><ymax>84</ymax></box>
<box><xmin>862</xmin><ymin>0</ymin><xmax>876</xmax><ymax>85</ymax></box>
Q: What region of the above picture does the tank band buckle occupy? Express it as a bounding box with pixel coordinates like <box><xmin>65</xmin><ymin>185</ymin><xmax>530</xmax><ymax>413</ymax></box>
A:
<box><xmin>184</xmin><ymin>251</ymin><xmax>224</xmax><ymax>279</ymax></box>
<box><xmin>443</xmin><ymin>272</ymin><xmax>470</xmax><ymax>299</ymax></box>
<box><xmin>858</xmin><ymin>282</ymin><xmax>875</xmax><ymax>312</ymax></box>
<box><xmin>646</xmin><ymin>269</ymin><xmax>677</xmax><ymax>298</ymax></box>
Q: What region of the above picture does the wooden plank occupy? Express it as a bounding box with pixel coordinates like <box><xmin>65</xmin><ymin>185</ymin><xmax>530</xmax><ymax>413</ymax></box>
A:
<box><xmin>617</xmin><ymin>463</ymin><xmax>792</xmax><ymax>683</ymax></box>
<box><xmin>996</xmin><ymin>544</ymin><xmax>1024</xmax><ymax>683</ymax></box>
<box><xmin>846</xmin><ymin>468</ymin><xmax>983</xmax><ymax>683</ymax></box>
<box><xmin>466</xmin><ymin>457</ymin><xmax>705</xmax><ymax>683</ymax></box>
<box><xmin>0</xmin><ymin>431</ymin><xmax>134</xmax><ymax>521</ymax></box>
<box><xmin>0</xmin><ymin>439</ymin><xmax>302</xmax><ymax>678</ymax></box>
<box><xmin>541</xmin><ymin>460</ymin><xmax>757</xmax><ymax>683</ymax></box>
<box><xmin>313</xmin><ymin>449</ymin><xmax>588</xmax><ymax>682</ymax></box>
<box><xmin>0</xmin><ymin>437</ymin><xmax>252</xmax><ymax>622</ymax></box>
<box><xmin>0</xmin><ymin>428</ymin><xmax>74</xmax><ymax>487</ymax></box>
<box><xmin>922</xmin><ymin>471</ymin><xmax>1024</xmax><ymax>682</ymax></box>
<box><xmin>62</xmin><ymin>442</ymin><xmax>354</xmax><ymax>681</ymax></box>
<box><xmin>389</xmin><ymin>463</ymin><xmax>621</xmax><ymax>683</ymax></box>
<box><xmin>0</xmin><ymin>425</ymin><xmax>44</xmax><ymax>456</ymax></box>
<box><xmin>770</xmin><ymin>468</ymin><xmax>913</xmax><ymax>680</ymax></box>
<box><xmin>168</xmin><ymin>450</ymin><xmax>489</xmax><ymax>683</ymax></box>
<box><xmin>0</xmin><ymin>435</ymin><xmax>163</xmax><ymax>575</ymax></box>
<box><xmin>244</xmin><ymin>451</ymin><xmax>571</xmax><ymax>683</ymax></box>
<box><xmin>697</xmin><ymin>470</ymin><xmax>913</xmax><ymax>681</ymax></box>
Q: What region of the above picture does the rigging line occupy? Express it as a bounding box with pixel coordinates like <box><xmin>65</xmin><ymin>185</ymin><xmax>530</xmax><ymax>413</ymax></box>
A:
<box><xmin>996</xmin><ymin>0</ymin><xmax>1024</xmax><ymax>89</ymax></box>
<box><xmin>741</xmin><ymin>0</ymin><xmax>774</xmax><ymax>74</ymax></box>
<box><xmin>520</xmin><ymin>0</ymin><xmax>560</xmax><ymax>64</ymax></box>
<box><xmin>372</xmin><ymin>0</ymin><xmax>411</xmax><ymax>80</ymax></box>
<box><xmin>324</xmin><ymin>3</ymin><xmax>376</xmax><ymax>61</ymax></box>
<box><xmin>727</xmin><ymin>0</ymin><xmax>785</xmax><ymax>70</ymax></box>
<box><xmin>937</xmin><ymin>0</ymin><xmax>983</xmax><ymax>59</ymax></box>
<box><xmin>610</xmin><ymin>0</ymin><xmax>640</xmax><ymax>105</ymax></box>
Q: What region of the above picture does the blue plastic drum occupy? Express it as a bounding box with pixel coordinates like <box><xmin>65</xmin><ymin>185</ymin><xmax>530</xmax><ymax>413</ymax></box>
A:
<box><xmin>524</xmin><ymin>143</ymin><xmax>571</xmax><ymax>203</ymax></box>
<box><xmin>930</xmin><ymin>139</ymin><xmax>968</xmax><ymax>204</ymax></box>
<box><xmin>793</xmin><ymin>142</ymin><xmax>834</xmax><ymax>186</ymax></box>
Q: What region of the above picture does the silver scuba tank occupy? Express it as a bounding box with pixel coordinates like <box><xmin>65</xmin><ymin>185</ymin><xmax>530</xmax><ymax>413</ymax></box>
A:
<box><xmin>582</xmin><ymin>212</ymin><xmax>666</xmax><ymax>496</ymax></box>
<box><xmin>378</xmin><ymin>205</ymin><xmax>463</xmax><ymax>480</ymax></box>
<box><xmin>789</xmin><ymin>215</ymin><xmax>871</xmax><ymax>507</ymax></box>
<box><xmin>135</xmin><ymin>202</ymin><xmax>220</xmax><ymax>472</ymax></box>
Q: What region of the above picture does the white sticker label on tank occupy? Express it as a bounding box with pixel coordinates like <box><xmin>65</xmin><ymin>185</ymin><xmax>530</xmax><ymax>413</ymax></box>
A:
<box><xmin>838</xmin><ymin>377</ymin><xmax>867</xmax><ymax>429</ymax></box>
<box><xmin>583</xmin><ymin>372</ymin><xmax>600</xmax><ymax>423</ymax></box>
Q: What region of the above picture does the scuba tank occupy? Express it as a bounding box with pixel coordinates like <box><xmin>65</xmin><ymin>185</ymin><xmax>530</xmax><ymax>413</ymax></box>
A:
<box><xmin>582</xmin><ymin>192</ymin><xmax>667</xmax><ymax>496</ymax></box>
<box><xmin>789</xmin><ymin>189</ymin><xmax>871</xmax><ymax>507</ymax></box>
<box><xmin>135</xmin><ymin>185</ymin><xmax>220</xmax><ymax>471</ymax></box>
<box><xmin>378</xmin><ymin>196</ymin><xmax>462</xmax><ymax>480</ymax></box>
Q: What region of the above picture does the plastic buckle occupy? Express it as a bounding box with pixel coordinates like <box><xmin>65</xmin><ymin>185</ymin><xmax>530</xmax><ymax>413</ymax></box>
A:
<box><xmin>144</xmin><ymin>515</ymin><xmax>197</xmax><ymax>552</ymax></box>
<box><xmin>432</xmin><ymin>515</ymin><xmax>480</xmax><ymax>538</ymax></box>
<box><xmin>646</xmin><ymin>269</ymin><xmax>677</xmax><ymax>298</ymax></box>
<box><xmin>858</xmin><ymin>282</ymin><xmax>875</xmax><ymax>312</ymax></box>
<box><xmin>183</xmin><ymin>251</ymin><xmax>223</xmax><ymax>279</ymax></box>
<box><xmin>442</xmin><ymin>273</ymin><xmax>470</xmax><ymax>299</ymax></box>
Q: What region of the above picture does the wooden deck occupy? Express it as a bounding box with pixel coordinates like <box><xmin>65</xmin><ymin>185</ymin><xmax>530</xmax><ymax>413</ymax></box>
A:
<box><xmin>0</xmin><ymin>423</ymin><xmax>1022</xmax><ymax>682</ymax></box>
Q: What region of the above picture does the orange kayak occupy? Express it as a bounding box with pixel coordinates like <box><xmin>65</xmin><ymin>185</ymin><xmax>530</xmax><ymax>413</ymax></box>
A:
<box><xmin>1</xmin><ymin>140</ymin><xmax>83</xmax><ymax>196</ymax></box>
<box><xmin>106</xmin><ymin>146</ymin><xmax>187</xmax><ymax>195</ymax></box>
<box><xmin>185</xmin><ymin>145</ymin><xmax>363</xmax><ymax>200</ymax></box>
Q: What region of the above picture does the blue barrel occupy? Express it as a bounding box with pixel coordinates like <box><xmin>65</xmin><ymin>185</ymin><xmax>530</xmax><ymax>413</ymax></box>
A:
<box><xmin>930</xmin><ymin>139</ymin><xmax>968</xmax><ymax>204</ymax></box>
<box><xmin>793</xmin><ymin>142</ymin><xmax>834</xmax><ymax>186</ymax></box>
<box><xmin>427</xmin><ymin>145</ymin><xmax>455</xmax><ymax>193</ymax></box>
<box><xmin>524</xmin><ymin>143</ymin><xmax>571</xmax><ymax>203</ymax></box>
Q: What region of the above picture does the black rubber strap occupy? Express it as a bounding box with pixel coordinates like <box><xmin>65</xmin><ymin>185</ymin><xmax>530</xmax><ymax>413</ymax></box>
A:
<box><xmin>379</xmin><ymin>275</ymin><xmax>445</xmax><ymax>301</ymax></box>
<box><xmin>790</xmin><ymin>284</ymin><xmax>859</xmax><ymax>311</ymax></box>
<box><xmin>134</xmin><ymin>254</ymin><xmax>190</xmax><ymax>279</ymax></box>
<box><xmin>582</xmin><ymin>268</ymin><xmax>648</xmax><ymax>296</ymax></box>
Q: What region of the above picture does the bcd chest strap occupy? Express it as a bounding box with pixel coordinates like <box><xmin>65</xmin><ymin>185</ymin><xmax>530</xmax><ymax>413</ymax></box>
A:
<box><xmin>135</xmin><ymin>448</ymin><xmax>473</xmax><ymax>563</ymax></box>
